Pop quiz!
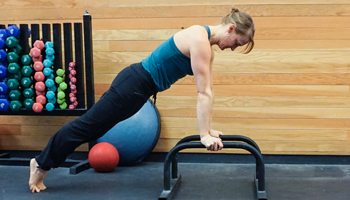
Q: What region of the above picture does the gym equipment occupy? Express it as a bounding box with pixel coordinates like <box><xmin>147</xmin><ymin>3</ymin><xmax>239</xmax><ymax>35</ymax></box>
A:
<box><xmin>159</xmin><ymin>135</ymin><xmax>268</xmax><ymax>200</ymax></box>
<box><xmin>23</xmin><ymin>99</ymin><xmax>34</xmax><ymax>110</ymax></box>
<box><xmin>0</xmin><ymin>82</ymin><xmax>8</xmax><ymax>95</ymax></box>
<box><xmin>33</xmin><ymin>40</ymin><xmax>44</xmax><ymax>49</ymax></box>
<box><xmin>35</xmin><ymin>81</ymin><xmax>45</xmax><ymax>92</ymax></box>
<box><xmin>0</xmin><ymin>64</ymin><xmax>6</xmax><ymax>79</ymax></box>
<box><xmin>32</xmin><ymin>102</ymin><xmax>43</xmax><ymax>112</ymax></box>
<box><xmin>10</xmin><ymin>100</ymin><xmax>22</xmax><ymax>111</ymax></box>
<box><xmin>0</xmin><ymin>11</ymin><xmax>94</xmax><ymax>115</ymax></box>
<box><xmin>45</xmin><ymin>103</ymin><xmax>55</xmax><ymax>111</ymax></box>
<box><xmin>7</xmin><ymin>52</ymin><xmax>19</xmax><ymax>63</ymax></box>
<box><xmin>9</xmin><ymin>90</ymin><xmax>21</xmax><ymax>100</ymax></box>
<box><xmin>97</xmin><ymin>100</ymin><xmax>160</xmax><ymax>165</ymax></box>
<box><xmin>7</xmin><ymin>62</ymin><xmax>20</xmax><ymax>74</ymax></box>
<box><xmin>88</xmin><ymin>142</ymin><xmax>120</xmax><ymax>172</ymax></box>
<box><xmin>7</xmin><ymin>25</ymin><xmax>20</xmax><ymax>38</ymax></box>
<box><xmin>23</xmin><ymin>88</ymin><xmax>34</xmax><ymax>98</ymax></box>
<box><xmin>0</xmin><ymin>49</ymin><xmax>7</xmax><ymax>62</ymax></box>
<box><xmin>36</xmin><ymin>95</ymin><xmax>47</xmax><ymax>105</ymax></box>
<box><xmin>21</xmin><ymin>65</ymin><xmax>33</xmax><ymax>76</ymax></box>
<box><xmin>68</xmin><ymin>61</ymin><xmax>78</xmax><ymax>109</ymax></box>
<box><xmin>21</xmin><ymin>54</ymin><xmax>31</xmax><ymax>65</ymax></box>
<box><xmin>21</xmin><ymin>77</ymin><xmax>32</xmax><ymax>88</ymax></box>
<box><xmin>34</xmin><ymin>72</ymin><xmax>45</xmax><ymax>81</ymax></box>
<box><xmin>6</xmin><ymin>79</ymin><xmax>19</xmax><ymax>90</ymax></box>
<box><xmin>0</xmin><ymin>99</ymin><xmax>10</xmax><ymax>111</ymax></box>
<box><xmin>5</xmin><ymin>36</ymin><xmax>18</xmax><ymax>48</ymax></box>
<box><xmin>33</xmin><ymin>61</ymin><xmax>44</xmax><ymax>71</ymax></box>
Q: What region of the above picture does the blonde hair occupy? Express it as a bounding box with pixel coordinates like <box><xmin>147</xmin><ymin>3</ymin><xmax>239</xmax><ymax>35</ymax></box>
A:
<box><xmin>222</xmin><ymin>8</ymin><xmax>255</xmax><ymax>53</ymax></box>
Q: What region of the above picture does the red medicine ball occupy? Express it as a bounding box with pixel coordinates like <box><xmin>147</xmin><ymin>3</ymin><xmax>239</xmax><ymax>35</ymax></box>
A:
<box><xmin>88</xmin><ymin>142</ymin><xmax>120</xmax><ymax>172</ymax></box>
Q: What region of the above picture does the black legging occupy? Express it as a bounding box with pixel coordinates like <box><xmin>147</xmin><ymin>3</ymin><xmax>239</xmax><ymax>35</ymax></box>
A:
<box><xmin>36</xmin><ymin>63</ymin><xmax>158</xmax><ymax>170</ymax></box>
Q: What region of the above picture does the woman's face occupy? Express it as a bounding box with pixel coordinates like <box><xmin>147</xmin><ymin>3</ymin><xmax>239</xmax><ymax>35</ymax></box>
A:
<box><xmin>218</xmin><ymin>24</ymin><xmax>249</xmax><ymax>51</ymax></box>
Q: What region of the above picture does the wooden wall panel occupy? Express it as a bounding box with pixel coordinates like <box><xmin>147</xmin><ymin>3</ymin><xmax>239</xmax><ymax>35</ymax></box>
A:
<box><xmin>0</xmin><ymin>0</ymin><xmax>349</xmax><ymax>156</ymax></box>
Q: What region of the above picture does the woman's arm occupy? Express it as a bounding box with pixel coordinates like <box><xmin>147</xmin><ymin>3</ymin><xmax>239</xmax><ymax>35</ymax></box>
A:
<box><xmin>189</xmin><ymin>29</ymin><xmax>223</xmax><ymax>151</ymax></box>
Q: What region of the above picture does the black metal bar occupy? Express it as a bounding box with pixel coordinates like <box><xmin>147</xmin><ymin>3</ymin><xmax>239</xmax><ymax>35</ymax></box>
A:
<box><xmin>171</xmin><ymin>135</ymin><xmax>262</xmax><ymax>179</ymax></box>
<box><xmin>160</xmin><ymin>141</ymin><xmax>267</xmax><ymax>200</ymax></box>
<box><xmin>83</xmin><ymin>11</ymin><xmax>95</xmax><ymax>108</ymax></box>
<box><xmin>53</xmin><ymin>23</ymin><xmax>63</xmax><ymax>71</ymax></box>
<box><xmin>69</xmin><ymin>160</ymin><xmax>90</xmax><ymax>174</ymax></box>
<box><xmin>0</xmin><ymin>153</ymin><xmax>10</xmax><ymax>158</ymax></box>
<box><xmin>42</xmin><ymin>23</ymin><xmax>51</xmax><ymax>43</ymax></box>
<box><xmin>74</xmin><ymin>22</ymin><xmax>86</xmax><ymax>109</ymax></box>
<box><xmin>0</xmin><ymin>157</ymin><xmax>83</xmax><ymax>168</ymax></box>
<box><xmin>64</xmin><ymin>22</ymin><xmax>73</xmax><ymax>102</ymax></box>
<box><xmin>176</xmin><ymin>135</ymin><xmax>261</xmax><ymax>152</ymax></box>
<box><xmin>19</xmin><ymin>24</ymin><xmax>30</xmax><ymax>54</ymax></box>
<box><xmin>30</xmin><ymin>24</ymin><xmax>40</xmax><ymax>45</ymax></box>
<box><xmin>159</xmin><ymin>175</ymin><xmax>182</xmax><ymax>200</ymax></box>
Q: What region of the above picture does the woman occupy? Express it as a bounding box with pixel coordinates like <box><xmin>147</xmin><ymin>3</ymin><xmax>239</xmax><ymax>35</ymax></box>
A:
<box><xmin>29</xmin><ymin>7</ymin><xmax>255</xmax><ymax>192</ymax></box>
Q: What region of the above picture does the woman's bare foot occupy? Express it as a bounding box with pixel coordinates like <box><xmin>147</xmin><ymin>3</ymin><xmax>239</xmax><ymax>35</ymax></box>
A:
<box><xmin>29</xmin><ymin>158</ymin><xmax>48</xmax><ymax>193</ymax></box>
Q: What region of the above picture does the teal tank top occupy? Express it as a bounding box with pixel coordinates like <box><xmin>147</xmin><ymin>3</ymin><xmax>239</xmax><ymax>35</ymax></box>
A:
<box><xmin>142</xmin><ymin>25</ymin><xmax>211</xmax><ymax>91</ymax></box>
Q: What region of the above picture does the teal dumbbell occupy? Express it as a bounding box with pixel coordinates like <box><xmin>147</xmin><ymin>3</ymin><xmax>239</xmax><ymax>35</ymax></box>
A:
<box><xmin>22</xmin><ymin>65</ymin><xmax>33</xmax><ymax>77</ymax></box>
<box><xmin>8</xmin><ymin>62</ymin><xmax>20</xmax><ymax>74</ymax></box>
<box><xmin>10</xmin><ymin>100</ymin><xmax>22</xmax><ymax>111</ymax></box>
<box><xmin>9</xmin><ymin>90</ymin><xmax>21</xmax><ymax>100</ymax></box>
<box><xmin>21</xmin><ymin>77</ymin><xmax>32</xmax><ymax>88</ymax></box>
<box><xmin>23</xmin><ymin>98</ymin><xmax>34</xmax><ymax>110</ymax></box>
<box><xmin>23</xmin><ymin>88</ymin><xmax>34</xmax><ymax>98</ymax></box>
<box><xmin>7</xmin><ymin>79</ymin><xmax>19</xmax><ymax>90</ymax></box>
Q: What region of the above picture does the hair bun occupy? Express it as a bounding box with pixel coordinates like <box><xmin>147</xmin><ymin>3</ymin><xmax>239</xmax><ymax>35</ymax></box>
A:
<box><xmin>231</xmin><ymin>8</ymin><xmax>240</xmax><ymax>13</ymax></box>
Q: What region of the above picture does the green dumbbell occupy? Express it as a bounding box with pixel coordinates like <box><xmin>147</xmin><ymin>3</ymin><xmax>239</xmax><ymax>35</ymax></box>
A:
<box><xmin>59</xmin><ymin>102</ymin><xmax>67</xmax><ymax>109</ymax></box>
<box><xmin>57</xmin><ymin>91</ymin><xmax>65</xmax><ymax>100</ymax></box>
<box><xmin>57</xmin><ymin>98</ymin><xmax>65</xmax><ymax>105</ymax></box>
<box><xmin>21</xmin><ymin>54</ymin><xmax>32</xmax><ymax>65</ymax></box>
<box><xmin>10</xmin><ymin>100</ymin><xmax>22</xmax><ymax>111</ymax></box>
<box><xmin>21</xmin><ymin>77</ymin><xmax>32</xmax><ymax>88</ymax></box>
<box><xmin>7</xmin><ymin>79</ymin><xmax>19</xmax><ymax>90</ymax></box>
<box><xmin>7</xmin><ymin>52</ymin><xmax>19</xmax><ymax>63</ymax></box>
<box><xmin>24</xmin><ymin>98</ymin><xmax>34</xmax><ymax>110</ymax></box>
<box><xmin>9</xmin><ymin>90</ymin><xmax>21</xmax><ymax>100</ymax></box>
<box><xmin>22</xmin><ymin>65</ymin><xmax>33</xmax><ymax>77</ymax></box>
<box><xmin>8</xmin><ymin>62</ymin><xmax>20</xmax><ymax>74</ymax></box>
<box><xmin>23</xmin><ymin>88</ymin><xmax>34</xmax><ymax>98</ymax></box>
<box><xmin>5</xmin><ymin>36</ymin><xmax>19</xmax><ymax>49</ymax></box>
<box><xmin>59</xmin><ymin>82</ymin><xmax>67</xmax><ymax>90</ymax></box>
<box><xmin>55</xmin><ymin>76</ymin><xmax>63</xmax><ymax>84</ymax></box>
<box><xmin>56</xmin><ymin>69</ymin><xmax>65</xmax><ymax>77</ymax></box>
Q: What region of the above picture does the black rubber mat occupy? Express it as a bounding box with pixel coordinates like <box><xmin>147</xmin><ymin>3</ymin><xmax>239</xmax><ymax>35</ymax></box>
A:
<box><xmin>1</xmin><ymin>162</ymin><xmax>349</xmax><ymax>200</ymax></box>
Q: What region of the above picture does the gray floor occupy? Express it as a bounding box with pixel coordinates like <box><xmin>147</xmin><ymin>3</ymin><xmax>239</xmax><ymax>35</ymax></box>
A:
<box><xmin>1</xmin><ymin>162</ymin><xmax>350</xmax><ymax>200</ymax></box>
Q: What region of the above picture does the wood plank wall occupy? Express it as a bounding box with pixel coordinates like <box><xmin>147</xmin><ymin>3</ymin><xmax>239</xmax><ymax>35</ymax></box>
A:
<box><xmin>0</xmin><ymin>0</ymin><xmax>350</xmax><ymax>155</ymax></box>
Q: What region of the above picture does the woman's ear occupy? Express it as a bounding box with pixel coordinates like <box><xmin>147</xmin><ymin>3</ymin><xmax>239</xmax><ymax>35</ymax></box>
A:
<box><xmin>228</xmin><ymin>22</ymin><xmax>237</xmax><ymax>33</ymax></box>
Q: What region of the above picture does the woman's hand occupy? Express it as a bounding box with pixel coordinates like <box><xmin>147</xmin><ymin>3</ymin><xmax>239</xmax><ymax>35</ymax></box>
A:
<box><xmin>200</xmin><ymin>134</ymin><xmax>224</xmax><ymax>151</ymax></box>
<box><xmin>209</xmin><ymin>129</ymin><xmax>223</xmax><ymax>138</ymax></box>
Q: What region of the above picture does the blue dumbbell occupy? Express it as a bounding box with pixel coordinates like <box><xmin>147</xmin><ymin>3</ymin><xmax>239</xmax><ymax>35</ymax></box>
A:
<box><xmin>7</xmin><ymin>25</ymin><xmax>20</xmax><ymax>38</ymax></box>
<box><xmin>0</xmin><ymin>64</ymin><xmax>7</xmax><ymax>80</ymax></box>
<box><xmin>0</xmin><ymin>99</ymin><xmax>10</xmax><ymax>111</ymax></box>
<box><xmin>45</xmin><ymin>102</ymin><xmax>55</xmax><ymax>111</ymax></box>
<box><xmin>0</xmin><ymin>29</ymin><xmax>8</xmax><ymax>40</ymax></box>
<box><xmin>0</xmin><ymin>82</ymin><xmax>8</xmax><ymax>95</ymax></box>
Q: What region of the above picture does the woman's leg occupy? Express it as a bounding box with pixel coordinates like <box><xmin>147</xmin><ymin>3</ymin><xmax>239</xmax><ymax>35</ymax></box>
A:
<box><xmin>29</xmin><ymin>63</ymin><xmax>157</xmax><ymax>192</ymax></box>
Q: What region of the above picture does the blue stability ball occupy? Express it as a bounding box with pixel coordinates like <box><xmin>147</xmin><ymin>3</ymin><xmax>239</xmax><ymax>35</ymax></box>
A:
<box><xmin>97</xmin><ymin>100</ymin><xmax>161</xmax><ymax>166</ymax></box>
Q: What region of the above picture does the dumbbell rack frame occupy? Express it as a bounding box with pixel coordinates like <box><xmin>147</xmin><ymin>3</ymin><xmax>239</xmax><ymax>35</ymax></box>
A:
<box><xmin>159</xmin><ymin>135</ymin><xmax>268</xmax><ymax>200</ymax></box>
<box><xmin>0</xmin><ymin>11</ymin><xmax>95</xmax><ymax>116</ymax></box>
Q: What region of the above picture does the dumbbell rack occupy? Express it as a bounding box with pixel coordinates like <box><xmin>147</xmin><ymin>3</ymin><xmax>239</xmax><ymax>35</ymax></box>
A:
<box><xmin>0</xmin><ymin>11</ymin><xmax>94</xmax><ymax>116</ymax></box>
<box><xmin>159</xmin><ymin>135</ymin><xmax>268</xmax><ymax>200</ymax></box>
<box><xmin>0</xmin><ymin>12</ymin><xmax>95</xmax><ymax>167</ymax></box>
